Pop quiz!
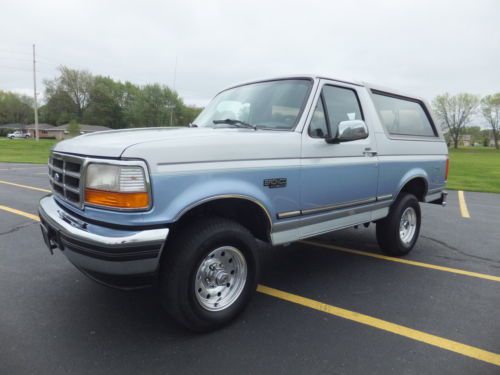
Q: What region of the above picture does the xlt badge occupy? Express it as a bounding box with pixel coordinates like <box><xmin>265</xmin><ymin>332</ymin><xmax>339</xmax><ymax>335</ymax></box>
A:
<box><xmin>263</xmin><ymin>178</ymin><xmax>287</xmax><ymax>189</ymax></box>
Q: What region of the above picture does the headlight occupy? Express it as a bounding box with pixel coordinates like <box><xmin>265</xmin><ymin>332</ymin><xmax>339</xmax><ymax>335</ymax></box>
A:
<box><xmin>84</xmin><ymin>163</ymin><xmax>150</xmax><ymax>210</ymax></box>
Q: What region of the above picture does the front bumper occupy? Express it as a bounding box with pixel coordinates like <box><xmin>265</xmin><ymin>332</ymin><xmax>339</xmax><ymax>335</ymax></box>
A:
<box><xmin>38</xmin><ymin>195</ymin><xmax>169</xmax><ymax>285</ymax></box>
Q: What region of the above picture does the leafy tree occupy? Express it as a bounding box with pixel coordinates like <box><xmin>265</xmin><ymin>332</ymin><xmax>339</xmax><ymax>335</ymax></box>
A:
<box><xmin>39</xmin><ymin>66</ymin><xmax>202</xmax><ymax>129</ymax></box>
<box><xmin>44</xmin><ymin>66</ymin><xmax>94</xmax><ymax>120</ymax></box>
<box><xmin>40</xmin><ymin>87</ymin><xmax>78</xmax><ymax>125</ymax></box>
<box><xmin>133</xmin><ymin>84</ymin><xmax>182</xmax><ymax>127</ymax></box>
<box><xmin>67</xmin><ymin>120</ymin><xmax>80</xmax><ymax>136</ymax></box>
<box><xmin>480</xmin><ymin>93</ymin><xmax>500</xmax><ymax>149</ymax></box>
<box><xmin>432</xmin><ymin>93</ymin><xmax>480</xmax><ymax>149</ymax></box>
<box><xmin>0</xmin><ymin>90</ymin><xmax>34</xmax><ymax>124</ymax></box>
<box><xmin>84</xmin><ymin>76</ymin><xmax>126</xmax><ymax>129</ymax></box>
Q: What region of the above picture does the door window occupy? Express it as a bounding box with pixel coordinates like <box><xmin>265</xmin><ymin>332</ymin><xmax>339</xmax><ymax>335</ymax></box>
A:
<box><xmin>322</xmin><ymin>86</ymin><xmax>364</xmax><ymax>137</ymax></box>
<box><xmin>308</xmin><ymin>98</ymin><xmax>328</xmax><ymax>138</ymax></box>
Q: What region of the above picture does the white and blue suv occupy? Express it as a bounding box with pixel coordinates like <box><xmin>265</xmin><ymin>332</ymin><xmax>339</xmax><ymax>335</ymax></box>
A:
<box><xmin>38</xmin><ymin>75</ymin><xmax>448</xmax><ymax>331</ymax></box>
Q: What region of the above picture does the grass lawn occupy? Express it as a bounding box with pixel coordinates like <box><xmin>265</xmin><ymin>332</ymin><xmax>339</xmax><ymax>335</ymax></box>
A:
<box><xmin>0</xmin><ymin>137</ymin><xmax>498</xmax><ymax>193</ymax></box>
<box><xmin>448</xmin><ymin>147</ymin><xmax>500</xmax><ymax>194</ymax></box>
<box><xmin>0</xmin><ymin>138</ymin><xmax>58</xmax><ymax>164</ymax></box>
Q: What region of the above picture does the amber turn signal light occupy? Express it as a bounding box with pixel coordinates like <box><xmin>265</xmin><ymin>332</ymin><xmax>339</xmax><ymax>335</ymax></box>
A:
<box><xmin>85</xmin><ymin>188</ymin><xmax>149</xmax><ymax>209</ymax></box>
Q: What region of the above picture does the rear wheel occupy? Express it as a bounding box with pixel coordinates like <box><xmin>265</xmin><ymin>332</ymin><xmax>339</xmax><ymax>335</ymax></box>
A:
<box><xmin>160</xmin><ymin>216</ymin><xmax>258</xmax><ymax>332</ymax></box>
<box><xmin>376</xmin><ymin>193</ymin><xmax>421</xmax><ymax>256</ymax></box>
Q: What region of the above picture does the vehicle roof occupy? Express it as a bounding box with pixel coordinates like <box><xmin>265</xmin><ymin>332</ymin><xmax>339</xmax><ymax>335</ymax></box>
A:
<box><xmin>223</xmin><ymin>74</ymin><xmax>362</xmax><ymax>91</ymax></box>
<box><xmin>222</xmin><ymin>74</ymin><xmax>427</xmax><ymax>103</ymax></box>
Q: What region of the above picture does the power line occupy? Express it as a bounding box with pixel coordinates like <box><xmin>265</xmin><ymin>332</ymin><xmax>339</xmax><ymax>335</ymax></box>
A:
<box><xmin>0</xmin><ymin>48</ymin><xmax>32</xmax><ymax>57</ymax></box>
<box><xmin>0</xmin><ymin>55</ymin><xmax>33</xmax><ymax>63</ymax></box>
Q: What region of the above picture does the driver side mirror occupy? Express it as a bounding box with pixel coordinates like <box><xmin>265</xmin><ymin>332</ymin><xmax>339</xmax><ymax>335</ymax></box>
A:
<box><xmin>325</xmin><ymin>120</ymin><xmax>368</xmax><ymax>144</ymax></box>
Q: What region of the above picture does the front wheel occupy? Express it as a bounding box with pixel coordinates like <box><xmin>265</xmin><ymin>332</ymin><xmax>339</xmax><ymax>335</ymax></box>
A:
<box><xmin>376</xmin><ymin>193</ymin><xmax>421</xmax><ymax>256</ymax></box>
<box><xmin>160</xmin><ymin>217</ymin><xmax>258</xmax><ymax>332</ymax></box>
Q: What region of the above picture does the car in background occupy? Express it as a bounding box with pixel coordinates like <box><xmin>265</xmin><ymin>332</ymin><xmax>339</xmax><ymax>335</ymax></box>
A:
<box><xmin>7</xmin><ymin>131</ymin><xmax>30</xmax><ymax>139</ymax></box>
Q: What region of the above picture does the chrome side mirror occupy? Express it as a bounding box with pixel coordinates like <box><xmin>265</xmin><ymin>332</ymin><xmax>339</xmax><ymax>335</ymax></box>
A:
<box><xmin>325</xmin><ymin>120</ymin><xmax>368</xmax><ymax>143</ymax></box>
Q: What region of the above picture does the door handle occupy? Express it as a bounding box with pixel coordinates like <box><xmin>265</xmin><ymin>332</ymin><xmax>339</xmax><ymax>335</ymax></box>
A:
<box><xmin>363</xmin><ymin>151</ymin><xmax>378</xmax><ymax>157</ymax></box>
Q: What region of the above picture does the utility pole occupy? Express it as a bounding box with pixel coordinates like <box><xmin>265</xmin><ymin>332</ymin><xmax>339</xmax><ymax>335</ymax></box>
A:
<box><xmin>169</xmin><ymin>56</ymin><xmax>177</xmax><ymax>126</ymax></box>
<box><xmin>32</xmin><ymin>44</ymin><xmax>39</xmax><ymax>141</ymax></box>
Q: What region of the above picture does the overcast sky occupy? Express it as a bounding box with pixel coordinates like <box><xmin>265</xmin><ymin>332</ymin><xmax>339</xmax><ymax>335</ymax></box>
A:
<box><xmin>1</xmin><ymin>0</ymin><xmax>499</xmax><ymax>107</ymax></box>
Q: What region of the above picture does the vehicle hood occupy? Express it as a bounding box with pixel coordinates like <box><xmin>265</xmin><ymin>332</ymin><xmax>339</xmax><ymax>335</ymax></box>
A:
<box><xmin>53</xmin><ymin>127</ymin><xmax>200</xmax><ymax>157</ymax></box>
<box><xmin>53</xmin><ymin>127</ymin><xmax>301</xmax><ymax>170</ymax></box>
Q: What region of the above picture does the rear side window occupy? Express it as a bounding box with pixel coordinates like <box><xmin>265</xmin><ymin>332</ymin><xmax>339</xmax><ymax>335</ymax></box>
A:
<box><xmin>372</xmin><ymin>92</ymin><xmax>436</xmax><ymax>137</ymax></box>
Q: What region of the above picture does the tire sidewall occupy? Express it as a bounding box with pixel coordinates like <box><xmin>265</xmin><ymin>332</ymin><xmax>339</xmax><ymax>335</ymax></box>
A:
<box><xmin>162</xmin><ymin>218</ymin><xmax>259</xmax><ymax>330</ymax></box>
<box><xmin>393</xmin><ymin>194</ymin><xmax>421</xmax><ymax>252</ymax></box>
<box><xmin>186</xmin><ymin>228</ymin><xmax>258</xmax><ymax>325</ymax></box>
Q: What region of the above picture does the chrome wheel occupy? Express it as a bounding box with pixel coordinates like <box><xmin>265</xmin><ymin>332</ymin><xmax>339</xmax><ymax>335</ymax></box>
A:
<box><xmin>399</xmin><ymin>207</ymin><xmax>417</xmax><ymax>244</ymax></box>
<box><xmin>195</xmin><ymin>246</ymin><xmax>247</xmax><ymax>312</ymax></box>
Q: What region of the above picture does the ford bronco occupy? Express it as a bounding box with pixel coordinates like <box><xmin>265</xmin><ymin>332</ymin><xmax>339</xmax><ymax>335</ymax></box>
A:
<box><xmin>38</xmin><ymin>75</ymin><xmax>448</xmax><ymax>331</ymax></box>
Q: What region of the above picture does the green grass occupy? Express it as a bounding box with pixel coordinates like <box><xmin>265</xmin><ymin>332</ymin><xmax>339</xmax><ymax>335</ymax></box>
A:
<box><xmin>0</xmin><ymin>138</ymin><xmax>58</xmax><ymax>164</ymax></box>
<box><xmin>0</xmin><ymin>137</ymin><xmax>498</xmax><ymax>193</ymax></box>
<box><xmin>448</xmin><ymin>147</ymin><xmax>500</xmax><ymax>194</ymax></box>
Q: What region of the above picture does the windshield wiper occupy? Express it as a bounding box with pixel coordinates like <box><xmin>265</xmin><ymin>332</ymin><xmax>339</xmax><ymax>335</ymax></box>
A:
<box><xmin>213</xmin><ymin>119</ymin><xmax>257</xmax><ymax>130</ymax></box>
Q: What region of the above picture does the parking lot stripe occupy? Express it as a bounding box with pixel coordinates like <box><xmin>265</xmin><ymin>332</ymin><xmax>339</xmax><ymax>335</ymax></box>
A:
<box><xmin>0</xmin><ymin>179</ymin><xmax>50</xmax><ymax>193</ymax></box>
<box><xmin>300</xmin><ymin>241</ymin><xmax>500</xmax><ymax>282</ymax></box>
<box><xmin>1</xmin><ymin>200</ymin><xmax>498</xmax><ymax>366</ymax></box>
<box><xmin>257</xmin><ymin>284</ymin><xmax>500</xmax><ymax>366</ymax></box>
<box><xmin>458</xmin><ymin>190</ymin><xmax>471</xmax><ymax>218</ymax></box>
<box><xmin>0</xmin><ymin>205</ymin><xmax>40</xmax><ymax>222</ymax></box>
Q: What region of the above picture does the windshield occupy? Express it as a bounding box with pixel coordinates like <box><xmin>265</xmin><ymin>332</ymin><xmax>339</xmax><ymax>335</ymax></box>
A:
<box><xmin>193</xmin><ymin>79</ymin><xmax>312</xmax><ymax>130</ymax></box>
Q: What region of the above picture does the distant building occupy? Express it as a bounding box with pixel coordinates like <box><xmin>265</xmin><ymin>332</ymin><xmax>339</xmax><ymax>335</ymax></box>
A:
<box><xmin>0</xmin><ymin>123</ymin><xmax>55</xmax><ymax>138</ymax></box>
<box><xmin>0</xmin><ymin>123</ymin><xmax>26</xmax><ymax>130</ymax></box>
<box><xmin>44</xmin><ymin>123</ymin><xmax>111</xmax><ymax>140</ymax></box>
<box><xmin>1</xmin><ymin>123</ymin><xmax>112</xmax><ymax>139</ymax></box>
<box><xmin>459</xmin><ymin>134</ymin><xmax>472</xmax><ymax>147</ymax></box>
<box><xmin>25</xmin><ymin>124</ymin><xmax>56</xmax><ymax>138</ymax></box>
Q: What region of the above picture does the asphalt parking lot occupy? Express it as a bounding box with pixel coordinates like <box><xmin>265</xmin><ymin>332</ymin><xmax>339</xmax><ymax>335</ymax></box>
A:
<box><xmin>0</xmin><ymin>163</ymin><xmax>499</xmax><ymax>374</ymax></box>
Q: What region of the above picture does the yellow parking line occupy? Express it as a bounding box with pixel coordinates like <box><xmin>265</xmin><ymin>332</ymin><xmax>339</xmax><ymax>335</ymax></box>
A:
<box><xmin>300</xmin><ymin>241</ymin><xmax>500</xmax><ymax>283</ymax></box>
<box><xmin>0</xmin><ymin>179</ymin><xmax>50</xmax><ymax>193</ymax></box>
<box><xmin>458</xmin><ymin>191</ymin><xmax>471</xmax><ymax>218</ymax></box>
<box><xmin>257</xmin><ymin>285</ymin><xmax>500</xmax><ymax>366</ymax></box>
<box><xmin>1</xmin><ymin>203</ymin><xmax>498</xmax><ymax>366</ymax></box>
<box><xmin>0</xmin><ymin>205</ymin><xmax>40</xmax><ymax>222</ymax></box>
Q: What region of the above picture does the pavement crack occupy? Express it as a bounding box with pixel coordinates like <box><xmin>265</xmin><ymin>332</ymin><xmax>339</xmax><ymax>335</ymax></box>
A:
<box><xmin>0</xmin><ymin>221</ymin><xmax>38</xmax><ymax>236</ymax></box>
<box><xmin>421</xmin><ymin>235</ymin><xmax>500</xmax><ymax>265</ymax></box>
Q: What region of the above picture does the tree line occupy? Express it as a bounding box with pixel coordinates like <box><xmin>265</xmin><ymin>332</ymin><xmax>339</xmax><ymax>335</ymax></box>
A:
<box><xmin>433</xmin><ymin>93</ymin><xmax>499</xmax><ymax>149</ymax></box>
<box><xmin>1</xmin><ymin>68</ymin><xmax>498</xmax><ymax>149</ymax></box>
<box><xmin>0</xmin><ymin>66</ymin><xmax>202</xmax><ymax>129</ymax></box>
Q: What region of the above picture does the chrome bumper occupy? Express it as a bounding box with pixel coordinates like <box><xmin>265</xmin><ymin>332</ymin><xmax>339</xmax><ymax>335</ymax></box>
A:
<box><xmin>38</xmin><ymin>195</ymin><xmax>169</xmax><ymax>277</ymax></box>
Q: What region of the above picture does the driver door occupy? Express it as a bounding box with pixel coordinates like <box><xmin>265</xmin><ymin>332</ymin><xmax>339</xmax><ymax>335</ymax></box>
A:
<box><xmin>299</xmin><ymin>80</ymin><xmax>378</xmax><ymax>235</ymax></box>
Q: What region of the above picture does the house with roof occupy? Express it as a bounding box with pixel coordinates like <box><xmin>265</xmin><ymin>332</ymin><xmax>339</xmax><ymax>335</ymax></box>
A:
<box><xmin>0</xmin><ymin>123</ymin><xmax>55</xmax><ymax>138</ymax></box>
<box><xmin>43</xmin><ymin>123</ymin><xmax>111</xmax><ymax>140</ymax></box>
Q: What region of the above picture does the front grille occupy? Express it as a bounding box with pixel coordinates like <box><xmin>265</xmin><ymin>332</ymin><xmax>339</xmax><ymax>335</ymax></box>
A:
<box><xmin>48</xmin><ymin>152</ymin><xmax>84</xmax><ymax>207</ymax></box>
